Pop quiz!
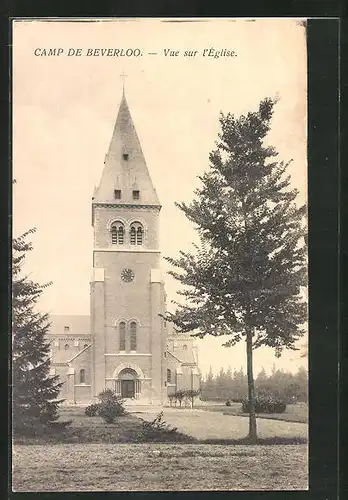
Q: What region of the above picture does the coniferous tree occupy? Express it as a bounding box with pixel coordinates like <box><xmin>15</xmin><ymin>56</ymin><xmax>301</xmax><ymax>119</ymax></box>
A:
<box><xmin>255</xmin><ymin>367</ymin><xmax>269</xmax><ymax>393</ymax></box>
<box><xmin>225</xmin><ymin>366</ymin><xmax>233</xmax><ymax>399</ymax></box>
<box><xmin>204</xmin><ymin>365</ymin><xmax>215</xmax><ymax>400</ymax></box>
<box><xmin>233</xmin><ymin>367</ymin><xmax>248</xmax><ymax>401</ymax></box>
<box><xmin>207</xmin><ymin>365</ymin><xmax>214</xmax><ymax>382</ymax></box>
<box><xmin>294</xmin><ymin>365</ymin><xmax>308</xmax><ymax>402</ymax></box>
<box><xmin>12</xmin><ymin>229</ymin><xmax>65</xmax><ymax>435</ymax></box>
<box><xmin>216</xmin><ymin>367</ymin><xmax>225</xmax><ymax>399</ymax></box>
<box><xmin>164</xmin><ymin>98</ymin><xmax>307</xmax><ymax>442</ymax></box>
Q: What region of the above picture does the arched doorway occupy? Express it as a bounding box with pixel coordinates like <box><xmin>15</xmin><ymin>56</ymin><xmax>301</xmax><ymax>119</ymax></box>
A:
<box><xmin>117</xmin><ymin>368</ymin><xmax>139</xmax><ymax>399</ymax></box>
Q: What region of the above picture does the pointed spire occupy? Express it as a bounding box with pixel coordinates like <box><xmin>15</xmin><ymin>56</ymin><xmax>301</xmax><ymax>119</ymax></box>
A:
<box><xmin>120</xmin><ymin>70</ymin><xmax>127</xmax><ymax>95</ymax></box>
<box><xmin>93</xmin><ymin>90</ymin><xmax>160</xmax><ymax>207</ymax></box>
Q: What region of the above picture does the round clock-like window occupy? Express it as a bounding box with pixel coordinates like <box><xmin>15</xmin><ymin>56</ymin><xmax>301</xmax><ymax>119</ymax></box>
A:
<box><xmin>121</xmin><ymin>268</ymin><xmax>135</xmax><ymax>282</ymax></box>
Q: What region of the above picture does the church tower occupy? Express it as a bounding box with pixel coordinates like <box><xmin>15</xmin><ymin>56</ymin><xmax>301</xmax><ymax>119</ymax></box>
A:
<box><xmin>90</xmin><ymin>88</ymin><xmax>167</xmax><ymax>405</ymax></box>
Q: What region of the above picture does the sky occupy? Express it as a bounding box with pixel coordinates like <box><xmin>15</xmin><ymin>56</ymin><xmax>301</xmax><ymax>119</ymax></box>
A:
<box><xmin>13</xmin><ymin>18</ymin><xmax>308</xmax><ymax>377</ymax></box>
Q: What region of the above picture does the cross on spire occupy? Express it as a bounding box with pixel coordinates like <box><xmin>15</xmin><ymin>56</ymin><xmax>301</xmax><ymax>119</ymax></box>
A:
<box><xmin>120</xmin><ymin>71</ymin><xmax>128</xmax><ymax>92</ymax></box>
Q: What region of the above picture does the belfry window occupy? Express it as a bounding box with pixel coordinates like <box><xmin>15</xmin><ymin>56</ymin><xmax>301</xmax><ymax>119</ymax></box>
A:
<box><xmin>119</xmin><ymin>322</ymin><xmax>126</xmax><ymax>351</ymax></box>
<box><xmin>130</xmin><ymin>222</ymin><xmax>143</xmax><ymax>246</ymax></box>
<box><xmin>111</xmin><ymin>222</ymin><xmax>124</xmax><ymax>245</ymax></box>
<box><xmin>114</xmin><ymin>189</ymin><xmax>121</xmax><ymax>200</ymax></box>
<box><xmin>167</xmin><ymin>369</ymin><xmax>172</xmax><ymax>383</ymax></box>
<box><xmin>111</xmin><ymin>226</ymin><xmax>117</xmax><ymax>244</ymax></box>
<box><xmin>130</xmin><ymin>321</ymin><xmax>137</xmax><ymax>351</ymax></box>
<box><xmin>79</xmin><ymin>369</ymin><xmax>86</xmax><ymax>384</ymax></box>
<box><xmin>136</xmin><ymin>227</ymin><xmax>143</xmax><ymax>245</ymax></box>
<box><xmin>117</xmin><ymin>226</ymin><xmax>124</xmax><ymax>244</ymax></box>
<box><xmin>130</xmin><ymin>226</ymin><xmax>136</xmax><ymax>245</ymax></box>
<box><xmin>133</xmin><ymin>190</ymin><xmax>140</xmax><ymax>200</ymax></box>
<box><xmin>123</xmin><ymin>153</ymin><xmax>129</xmax><ymax>161</ymax></box>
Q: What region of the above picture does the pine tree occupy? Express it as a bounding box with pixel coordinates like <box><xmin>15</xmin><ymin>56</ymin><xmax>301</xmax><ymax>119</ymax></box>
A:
<box><xmin>12</xmin><ymin>229</ymin><xmax>65</xmax><ymax>435</ymax></box>
<box><xmin>255</xmin><ymin>367</ymin><xmax>269</xmax><ymax>393</ymax></box>
<box><xmin>164</xmin><ymin>98</ymin><xmax>307</xmax><ymax>442</ymax></box>
<box><xmin>233</xmin><ymin>367</ymin><xmax>248</xmax><ymax>402</ymax></box>
<box><xmin>207</xmin><ymin>365</ymin><xmax>214</xmax><ymax>381</ymax></box>
<box><xmin>216</xmin><ymin>367</ymin><xmax>226</xmax><ymax>400</ymax></box>
<box><xmin>226</xmin><ymin>366</ymin><xmax>233</xmax><ymax>384</ymax></box>
<box><xmin>294</xmin><ymin>365</ymin><xmax>308</xmax><ymax>402</ymax></box>
<box><xmin>204</xmin><ymin>365</ymin><xmax>215</xmax><ymax>400</ymax></box>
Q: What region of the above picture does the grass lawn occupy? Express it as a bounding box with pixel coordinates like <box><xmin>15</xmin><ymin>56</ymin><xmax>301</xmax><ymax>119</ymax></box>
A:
<box><xmin>14</xmin><ymin>405</ymin><xmax>307</xmax><ymax>445</ymax></box>
<box><xmin>14</xmin><ymin>413</ymin><xmax>145</xmax><ymax>445</ymax></box>
<box><xmin>14</xmin><ymin>408</ymin><xmax>193</xmax><ymax>445</ymax></box>
<box><xmin>200</xmin><ymin>402</ymin><xmax>308</xmax><ymax>423</ymax></box>
<box><xmin>137</xmin><ymin>406</ymin><xmax>307</xmax><ymax>443</ymax></box>
<box><xmin>12</xmin><ymin>406</ymin><xmax>308</xmax><ymax>491</ymax></box>
<box><xmin>12</xmin><ymin>442</ymin><xmax>308</xmax><ymax>491</ymax></box>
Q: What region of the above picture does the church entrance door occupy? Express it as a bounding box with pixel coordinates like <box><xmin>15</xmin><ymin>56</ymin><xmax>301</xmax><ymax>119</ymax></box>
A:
<box><xmin>121</xmin><ymin>379</ymin><xmax>135</xmax><ymax>399</ymax></box>
<box><xmin>117</xmin><ymin>368</ymin><xmax>140</xmax><ymax>399</ymax></box>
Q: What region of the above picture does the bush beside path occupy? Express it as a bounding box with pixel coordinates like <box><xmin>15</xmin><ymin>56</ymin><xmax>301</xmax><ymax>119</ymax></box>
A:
<box><xmin>200</xmin><ymin>402</ymin><xmax>308</xmax><ymax>424</ymax></box>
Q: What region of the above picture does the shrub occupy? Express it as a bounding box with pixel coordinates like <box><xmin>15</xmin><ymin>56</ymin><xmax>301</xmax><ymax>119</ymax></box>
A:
<box><xmin>185</xmin><ymin>389</ymin><xmax>200</xmax><ymax>408</ymax></box>
<box><xmin>137</xmin><ymin>411</ymin><xmax>192</xmax><ymax>442</ymax></box>
<box><xmin>96</xmin><ymin>389</ymin><xmax>125</xmax><ymax>424</ymax></box>
<box><xmin>242</xmin><ymin>395</ymin><xmax>286</xmax><ymax>414</ymax></box>
<box><xmin>168</xmin><ymin>393</ymin><xmax>176</xmax><ymax>407</ymax></box>
<box><xmin>85</xmin><ymin>403</ymin><xmax>99</xmax><ymax>417</ymax></box>
<box><xmin>172</xmin><ymin>389</ymin><xmax>200</xmax><ymax>408</ymax></box>
<box><xmin>174</xmin><ymin>390</ymin><xmax>186</xmax><ymax>407</ymax></box>
<box><xmin>231</xmin><ymin>397</ymin><xmax>244</xmax><ymax>403</ymax></box>
<box><xmin>225</xmin><ymin>400</ymin><xmax>231</xmax><ymax>406</ymax></box>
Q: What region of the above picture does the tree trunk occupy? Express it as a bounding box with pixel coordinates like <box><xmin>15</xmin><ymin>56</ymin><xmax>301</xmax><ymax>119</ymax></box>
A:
<box><xmin>246</xmin><ymin>328</ymin><xmax>257</xmax><ymax>443</ymax></box>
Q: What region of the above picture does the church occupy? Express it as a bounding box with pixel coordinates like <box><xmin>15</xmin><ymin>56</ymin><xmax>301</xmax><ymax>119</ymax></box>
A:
<box><xmin>47</xmin><ymin>87</ymin><xmax>200</xmax><ymax>405</ymax></box>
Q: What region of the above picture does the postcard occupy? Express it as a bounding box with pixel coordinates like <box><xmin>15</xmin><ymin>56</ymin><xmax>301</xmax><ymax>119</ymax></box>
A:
<box><xmin>12</xmin><ymin>18</ymin><xmax>308</xmax><ymax>492</ymax></box>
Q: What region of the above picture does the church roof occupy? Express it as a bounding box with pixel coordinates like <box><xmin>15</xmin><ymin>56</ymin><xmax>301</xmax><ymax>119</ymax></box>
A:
<box><xmin>93</xmin><ymin>90</ymin><xmax>161</xmax><ymax>207</ymax></box>
<box><xmin>167</xmin><ymin>344</ymin><xmax>197</xmax><ymax>365</ymax></box>
<box><xmin>174</xmin><ymin>346</ymin><xmax>197</xmax><ymax>365</ymax></box>
<box><xmin>167</xmin><ymin>350</ymin><xmax>182</xmax><ymax>363</ymax></box>
<box><xmin>48</xmin><ymin>315</ymin><xmax>90</xmax><ymax>336</ymax></box>
<box><xmin>67</xmin><ymin>343</ymin><xmax>91</xmax><ymax>363</ymax></box>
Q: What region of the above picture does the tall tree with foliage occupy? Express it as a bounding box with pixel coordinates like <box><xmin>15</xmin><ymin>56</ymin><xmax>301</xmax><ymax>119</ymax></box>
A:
<box><xmin>12</xmin><ymin>229</ymin><xmax>64</xmax><ymax>434</ymax></box>
<box><xmin>203</xmin><ymin>366</ymin><xmax>216</xmax><ymax>400</ymax></box>
<box><xmin>164</xmin><ymin>98</ymin><xmax>307</xmax><ymax>442</ymax></box>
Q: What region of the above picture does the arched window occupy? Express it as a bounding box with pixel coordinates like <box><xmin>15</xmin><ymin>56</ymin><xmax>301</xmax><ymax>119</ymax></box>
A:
<box><xmin>119</xmin><ymin>322</ymin><xmax>126</xmax><ymax>351</ymax></box>
<box><xmin>130</xmin><ymin>321</ymin><xmax>137</xmax><ymax>351</ymax></box>
<box><xmin>111</xmin><ymin>222</ymin><xmax>124</xmax><ymax>245</ymax></box>
<box><xmin>130</xmin><ymin>222</ymin><xmax>143</xmax><ymax>246</ymax></box>
<box><xmin>130</xmin><ymin>226</ymin><xmax>136</xmax><ymax>245</ymax></box>
<box><xmin>117</xmin><ymin>226</ymin><xmax>124</xmax><ymax>244</ymax></box>
<box><xmin>183</xmin><ymin>344</ymin><xmax>188</xmax><ymax>351</ymax></box>
<box><xmin>136</xmin><ymin>227</ymin><xmax>143</xmax><ymax>245</ymax></box>
<box><xmin>79</xmin><ymin>369</ymin><xmax>86</xmax><ymax>384</ymax></box>
<box><xmin>83</xmin><ymin>344</ymin><xmax>88</xmax><ymax>349</ymax></box>
<box><xmin>167</xmin><ymin>369</ymin><xmax>172</xmax><ymax>383</ymax></box>
<box><xmin>64</xmin><ymin>344</ymin><xmax>69</xmax><ymax>350</ymax></box>
<box><xmin>111</xmin><ymin>226</ymin><xmax>117</xmax><ymax>244</ymax></box>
